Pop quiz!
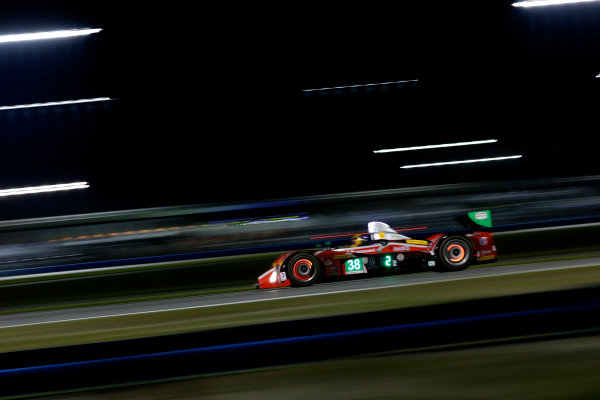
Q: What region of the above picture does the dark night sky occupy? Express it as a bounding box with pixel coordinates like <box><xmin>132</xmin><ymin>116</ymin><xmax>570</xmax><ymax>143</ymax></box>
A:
<box><xmin>0</xmin><ymin>1</ymin><xmax>598</xmax><ymax>219</ymax></box>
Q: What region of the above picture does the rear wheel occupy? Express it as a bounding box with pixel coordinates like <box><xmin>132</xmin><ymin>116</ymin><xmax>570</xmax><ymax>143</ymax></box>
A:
<box><xmin>437</xmin><ymin>236</ymin><xmax>473</xmax><ymax>271</ymax></box>
<box><xmin>287</xmin><ymin>253</ymin><xmax>321</xmax><ymax>286</ymax></box>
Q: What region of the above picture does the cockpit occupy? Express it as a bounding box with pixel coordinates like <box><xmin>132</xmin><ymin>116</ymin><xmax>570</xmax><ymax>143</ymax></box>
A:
<box><xmin>350</xmin><ymin>222</ymin><xmax>411</xmax><ymax>247</ymax></box>
<box><xmin>368</xmin><ymin>221</ymin><xmax>411</xmax><ymax>242</ymax></box>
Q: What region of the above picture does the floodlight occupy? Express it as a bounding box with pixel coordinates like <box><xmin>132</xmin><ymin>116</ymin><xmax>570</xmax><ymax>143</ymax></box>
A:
<box><xmin>401</xmin><ymin>155</ymin><xmax>522</xmax><ymax>169</ymax></box>
<box><xmin>0</xmin><ymin>28</ymin><xmax>102</xmax><ymax>44</ymax></box>
<box><xmin>0</xmin><ymin>182</ymin><xmax>89</xmax><ymax>197</ymax></box>
<box><xmin>374</xmin><ymin>139</ymin><xmax>498</xmax><ymax>154</ymax></box>
<box><xmin>513</xmin><ymin>0</ymin><xmax>600</xmax><ymax>7</ymax></box>
<box><xmin>302</xmin><ymin>79</ymin><xmax>418</xmax><ymax>93</ymax></box>
<box><xmin>0</xmin><ymin>97</ymin><xmax>112</xmax><ymax>111</ymax></box>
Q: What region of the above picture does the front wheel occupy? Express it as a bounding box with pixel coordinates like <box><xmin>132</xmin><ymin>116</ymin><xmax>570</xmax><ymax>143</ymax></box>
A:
<box><xmin>436</xmin><ymin>236</ymin><xmax>473</xmax><ymax>271</ymax></box>
<box><xmin>287</xmin><ymin>253</ymin><xmax>321</xmax><ymax>286</ymax></box>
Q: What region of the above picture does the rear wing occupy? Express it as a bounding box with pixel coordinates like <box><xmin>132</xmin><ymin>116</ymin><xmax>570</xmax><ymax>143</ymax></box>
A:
<box><xmin>457</xmin><ymin>210</ymin><xmax>493</xmax><ymax>230</ymax></box>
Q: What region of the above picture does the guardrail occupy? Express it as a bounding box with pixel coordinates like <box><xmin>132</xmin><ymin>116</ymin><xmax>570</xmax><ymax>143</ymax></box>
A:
<box><xmin>2</xmin><ymin>214</ymin><xmax>600</xmax><ymax>281</ymax></box>
<box><xmin>1</xmin><ymin>175</ymin><xmax>600</xmax><ymax>278</ymax></box>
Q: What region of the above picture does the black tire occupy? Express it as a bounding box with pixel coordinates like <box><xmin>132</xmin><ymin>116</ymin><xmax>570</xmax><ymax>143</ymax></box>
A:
<box><xmin>436</xmin><ymin>236</ymin><xmax>473</xmax><ymax>271</ymax></box>
<box><xmin>287</xmin><ymin>253</ymin><xmax>321</xmax><ymax>286</ymax></box>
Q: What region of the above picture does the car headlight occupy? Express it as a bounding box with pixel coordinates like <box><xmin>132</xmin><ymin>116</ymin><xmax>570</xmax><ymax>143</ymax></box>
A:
<box><xmin>269</xmin><ymin>270</ymin><xmax>278</xmax><ymax>283</ymax></box>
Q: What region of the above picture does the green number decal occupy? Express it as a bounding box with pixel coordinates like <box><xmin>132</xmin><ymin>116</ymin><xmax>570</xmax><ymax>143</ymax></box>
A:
<box><xmin>383</xmin><ymin>255</ymin><xmax>392</xmax><ymax>267</ymax></box>
<box><xmin>344</xmin><ymin>259</ymin><xmax>363</xmax><ymax>273</ymax></box>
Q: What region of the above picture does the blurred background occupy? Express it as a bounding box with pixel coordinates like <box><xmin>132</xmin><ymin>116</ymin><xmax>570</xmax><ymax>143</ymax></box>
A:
<box><xmin>0</xmin><ymin>0</ymin><xmax>597</xmax><ymax>219</ymax></box>
<box><xmin>1</xmin><ymin>1</ymin><xmax>600</xmax><ymax>398</ymax></box>
<box><xmin>0</xmin><ymin>0</ymin><xmax>598</xmax><ymax>268</ymax></box>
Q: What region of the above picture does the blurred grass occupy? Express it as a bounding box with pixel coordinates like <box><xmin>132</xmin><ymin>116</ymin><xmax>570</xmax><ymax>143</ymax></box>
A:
<box><xmin>49</xmin><ymin>334</ymin><xmax>600</xmax><ymax>400</ymax></box>
<box><xmin>494</xmin><ymin>223</ymin><xmax>600</xmax><ymax>259</ymax></box>
<box><xmin>0</xmin><ymin>254</ymin><xmax>275</xmax><ymax>312</ymax></box>
<box><xmin>0</xmin><ymin>265</ymin><xmax>599</xmax><ymax>353</ymax></box>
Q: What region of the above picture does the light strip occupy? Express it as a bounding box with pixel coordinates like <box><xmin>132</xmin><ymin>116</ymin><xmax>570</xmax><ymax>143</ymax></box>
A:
<box><xmin>310</xmin><ymin>226</ymin><xmax>428</xmax><ymax>240</ymax></box>
<box><xmin>401</xmin><ymin>155</ymin><xmax>522</xmax><ymax>169</ymax></box>
<box><xmin>0</xmin><ymin>182</ymin><xmax>89</xmax><ymax>197</ymax></box>
<box><xmin>0</xmin><ymin>97</ymin><xmax>112</xmax><ymax>111</ymax></box>
<box><xmin>302</xmin><ymin>79</ymin><xmax>418</xmax><ymax>93</ymax></box>
<box><xmin>374</xmin><ymin>139</ymin><xmax>498</xmax><ymax>154</ymax></box>
<box><xmin>0</xmin><ymin>28</ymin><xmax>102</xmax><ymax>44</ymax></box>
<box><xmin>242</xmin><ymin>216</ymin><xmax>309</xmax><ymax>225</ymax></box>
<box><xmin>512</xmin><ymin>0</ymin><xmax>600</xmax><ymax>7</ymax></box>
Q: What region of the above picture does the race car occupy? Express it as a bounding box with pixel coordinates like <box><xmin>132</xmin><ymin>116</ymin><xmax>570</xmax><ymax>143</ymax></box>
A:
<box><xmin>257</xmin><ymin>210</ymin><xmax>497</xmax><ymax>289</ymax></box>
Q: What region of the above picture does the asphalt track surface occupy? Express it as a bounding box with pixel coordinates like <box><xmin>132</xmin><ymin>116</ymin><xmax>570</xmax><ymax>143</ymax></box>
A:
<box><xmin>1</xmin><ymin>255</ymin><xmax>599</xmax><ymax>330</ymax></box>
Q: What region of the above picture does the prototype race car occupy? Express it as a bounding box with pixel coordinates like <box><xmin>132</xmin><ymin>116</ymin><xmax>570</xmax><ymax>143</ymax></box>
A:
<box><xmin>257</xmin><ymin>210</ymin><xmax>497</xmax><ymax>289</ymax></box>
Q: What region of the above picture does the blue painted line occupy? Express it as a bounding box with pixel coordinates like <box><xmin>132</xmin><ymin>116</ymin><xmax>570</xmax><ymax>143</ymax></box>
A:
<box><xmin>1</xmin><ymin>302</ymin><xmax>596</xmax><ymax>377</ymax></box>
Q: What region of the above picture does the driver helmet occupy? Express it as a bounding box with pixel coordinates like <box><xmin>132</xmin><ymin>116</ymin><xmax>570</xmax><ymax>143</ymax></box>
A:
<box><xmin>351</xmin><ymin>234</ymin><xmax>365</xmax><ymax>247</ymax></box>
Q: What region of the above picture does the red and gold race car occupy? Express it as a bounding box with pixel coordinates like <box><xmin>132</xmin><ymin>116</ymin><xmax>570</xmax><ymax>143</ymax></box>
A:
<box><xmin>257</xmin><ymin>211</ymin><xmax>497</xmax><ymax>289</ymax></box>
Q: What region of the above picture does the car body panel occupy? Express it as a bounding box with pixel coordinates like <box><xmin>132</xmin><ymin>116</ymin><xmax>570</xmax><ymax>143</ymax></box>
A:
<box><xmin>257</xmin><ymin>226</ymin><xmax>497</xmax><ymax>289</ymax></box>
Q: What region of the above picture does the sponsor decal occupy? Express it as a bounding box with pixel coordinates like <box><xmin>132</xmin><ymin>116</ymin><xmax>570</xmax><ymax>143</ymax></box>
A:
<box><xmin>279</xmin><ymin>272</ymin><xmax>287</xmax><ymax>281</ymax></box>
<box><xmin>406</xmin><ymin>239</ymin><xmax>429</xmax><ymax>245</ymax></box>
<box><xmin>478</xmin><ymin>255</ymin><xmax>496</xmax><ymax>261</ymax></box>
<box><xmin>333</xmin><ymin>254</ymin><xmax>353</xmax><ymax>259</ymax></box>
<box><xmin>468</xmin><ymin>210</ymin><xmax>493</xmax><ymax>228</ymax></box>
<box><xmin>475</xmin><ymin>211</ymin><xmax>488</xmax><ymax>220</ymax></box>
<box><xmin>480</xmin><ymin>237</ymin><xmax>488</xmax><ymax>246</ymax></box>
